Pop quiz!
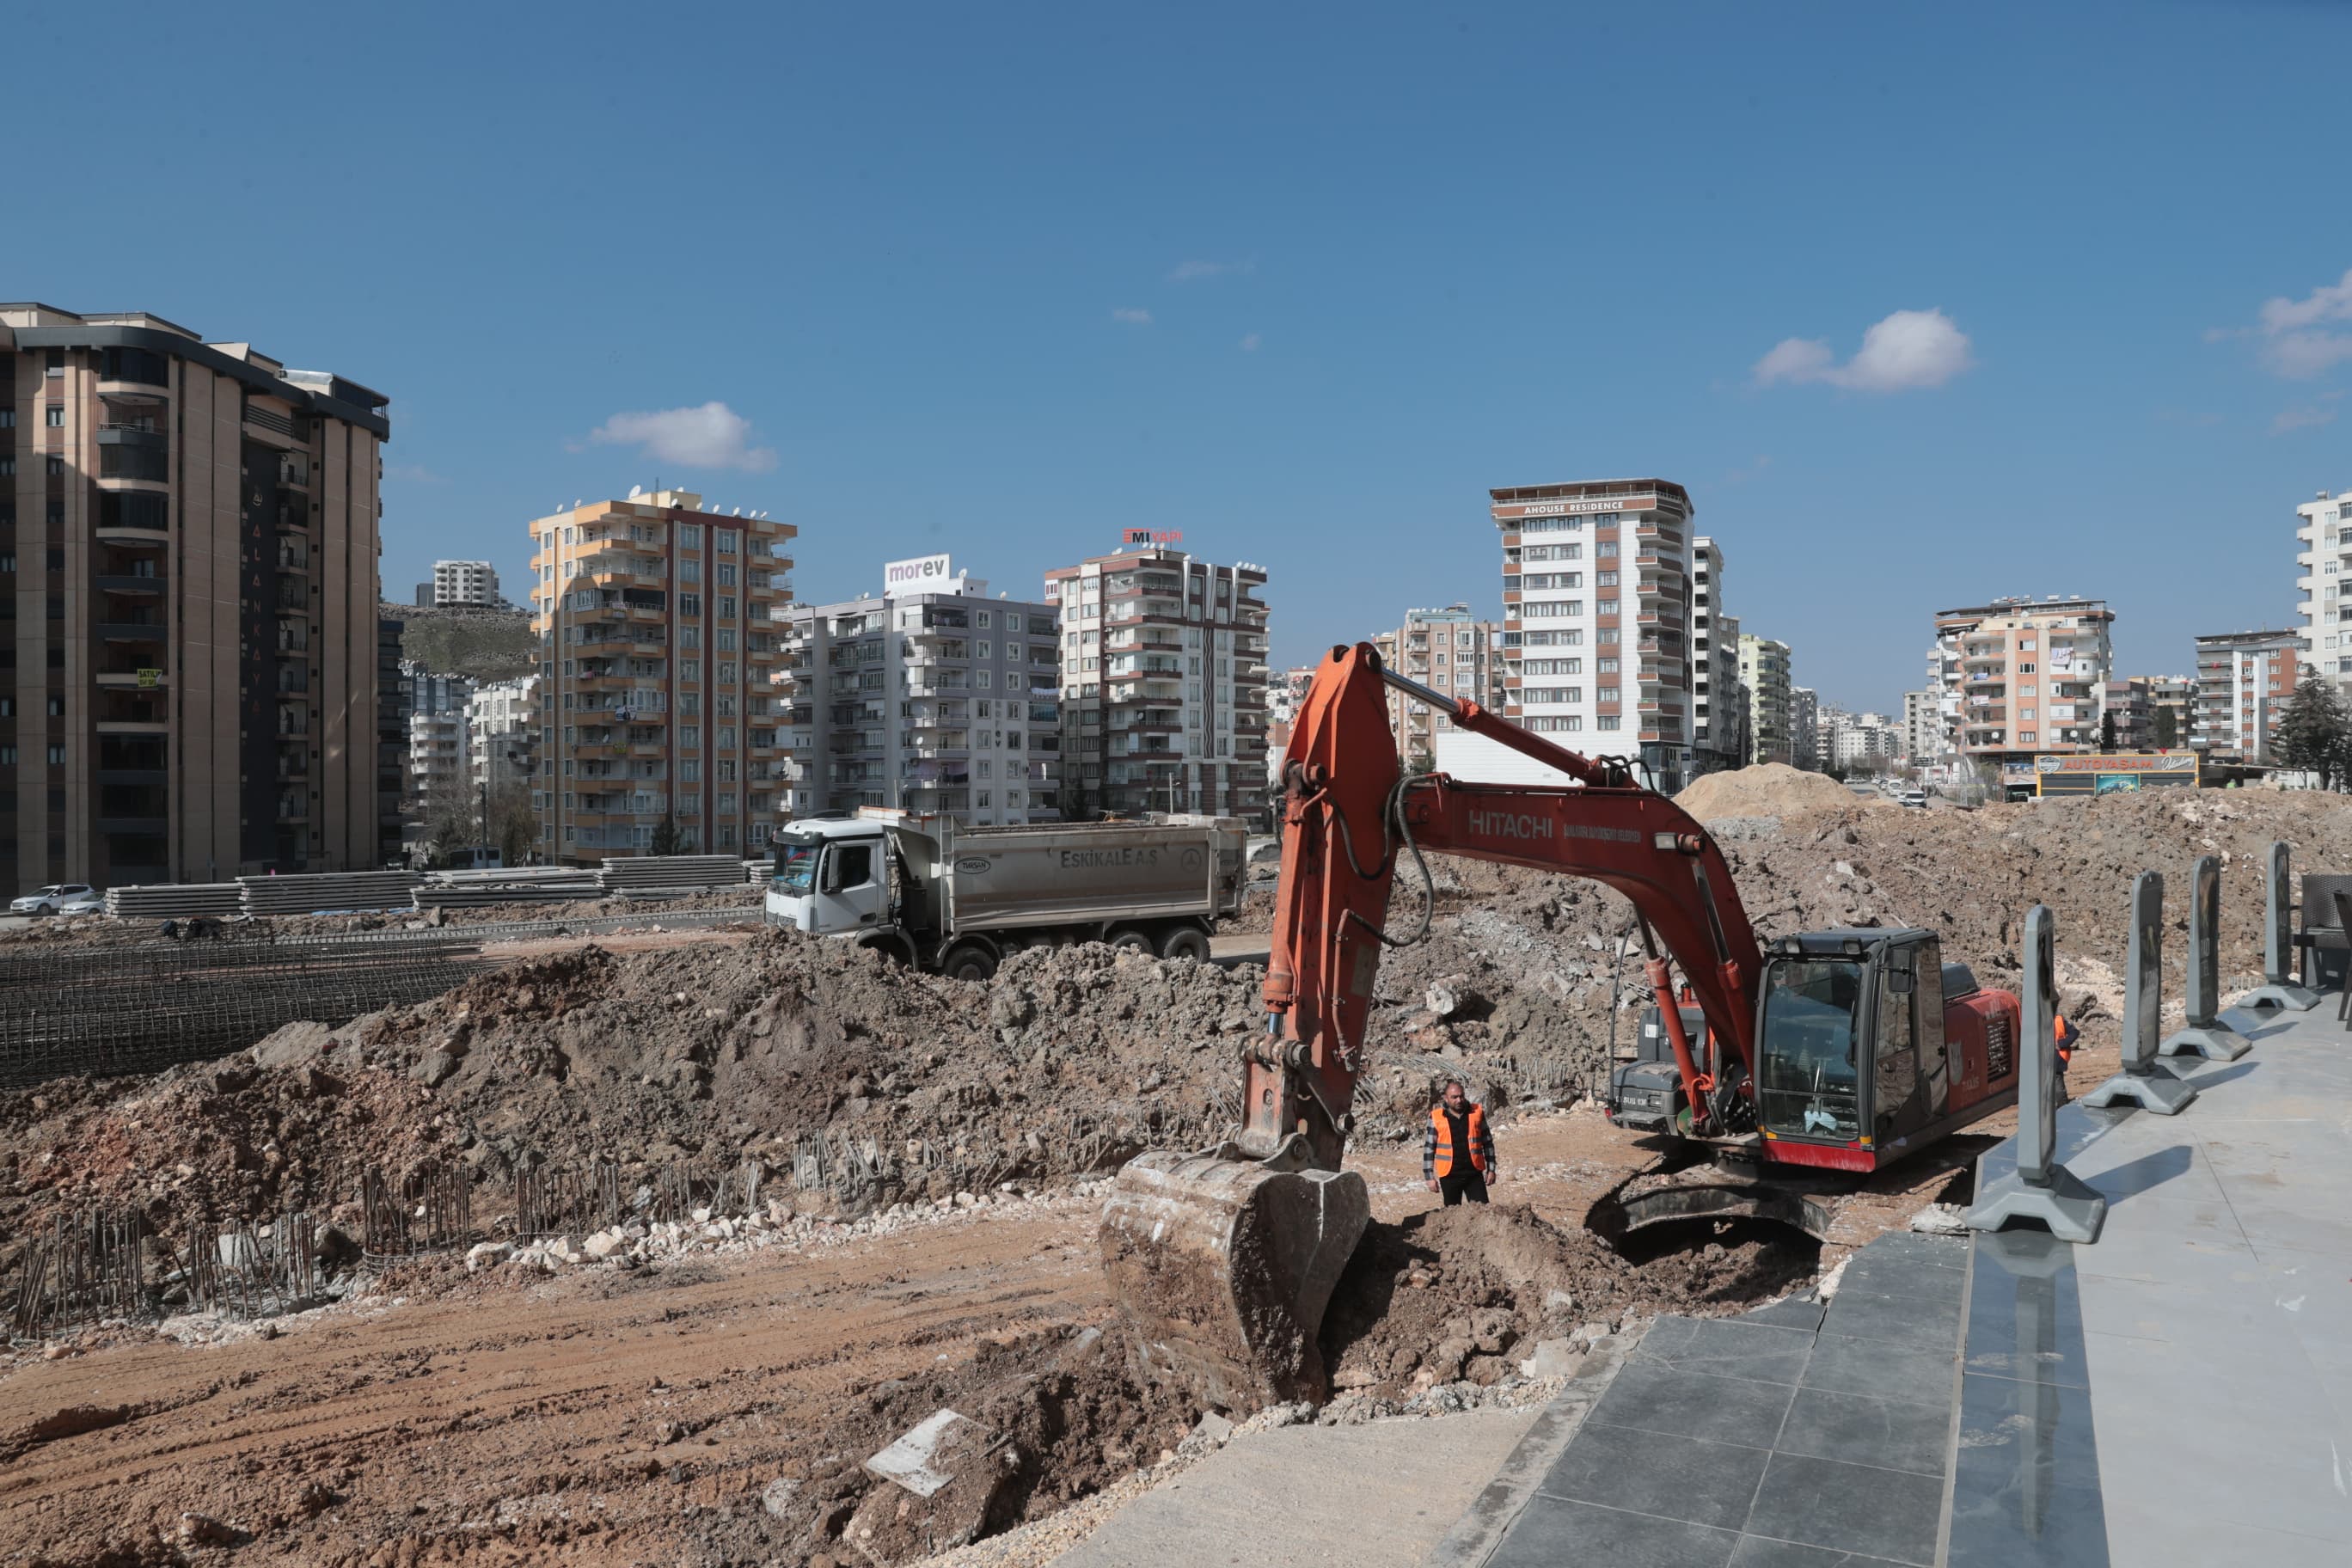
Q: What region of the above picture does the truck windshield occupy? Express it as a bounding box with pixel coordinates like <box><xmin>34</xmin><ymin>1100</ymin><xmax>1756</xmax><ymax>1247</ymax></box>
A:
<box><xmin>772</xmin><ymin>842</ymin><xmax>819</xmax><ymax>895</ymax></box>
<box><xmin>1757</xmin><ymin>957</ymin><xmax>1864</xmax><ymax>1142</ymax></box>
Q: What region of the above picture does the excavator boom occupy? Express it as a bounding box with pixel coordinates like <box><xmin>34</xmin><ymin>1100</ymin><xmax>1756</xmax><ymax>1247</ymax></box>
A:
<box><xmin>1101</xmin><ymin>641</ymin><xmax>1773</xmax><ymax>1412</ymax></box>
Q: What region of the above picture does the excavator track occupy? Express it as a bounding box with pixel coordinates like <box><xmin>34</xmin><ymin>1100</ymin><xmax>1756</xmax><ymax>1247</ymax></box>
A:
<box><xmin>1097</xmin><ymin>1150</ymin><xmax>1369</xmax><ymax>1413</ymax></box>
<box><xmin>1582</xmin><ymin>1152</ymin><xmax>1849</xmax><ymax>1246</ymax></box>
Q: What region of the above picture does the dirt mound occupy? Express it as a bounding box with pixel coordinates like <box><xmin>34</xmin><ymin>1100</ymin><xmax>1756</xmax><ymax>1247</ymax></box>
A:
<box><xmin>1675</xmin><ymin>763</ymin><xmax>1878</xmax><ymax>823</ymax></box>
<box><xmin>1320</xmin><ymin>1203</ymin><xmax>1813</xmax><ymax>1396</ymax></box>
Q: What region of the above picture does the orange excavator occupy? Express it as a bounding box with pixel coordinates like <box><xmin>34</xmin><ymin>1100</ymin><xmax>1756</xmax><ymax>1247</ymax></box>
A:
<box><xmin>1099</xmin><ymin>642</ymin><xmax>2023</xmax><ymax>1411</ymax></box>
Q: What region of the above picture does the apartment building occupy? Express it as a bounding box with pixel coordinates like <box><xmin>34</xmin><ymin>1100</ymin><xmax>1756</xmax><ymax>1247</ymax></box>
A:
<box><xmin>377</xmin><ymin>621</ymin><xmax>409</xmax><ymax>867</ymax></box>
<box><xmin>1739</xmin><ymin>636</ymin><xmax>1792</xmax><ymax>766</ymax></box>
<box><xmin>2294</xmin><ymin>489</ymin><xmax>2352</xmax><ymax>692</ymax></box>
<box><xmin>777</xmin><ymin>561</ymin><xmax>1060</xmax><ymax>826</ymax></box>
<box><xmin>408</xmin><ymin>707</ymin><xmax>469</xmax><ymax>809</ymax></box>
<box><xmin>530</xmin><ymin>489</ymin><xmax>795</xmax><ymax>862</ymax></box>
<box><xmin>468</xmin><ymin>674</ymin><xmax>540</xmax><ymax>794</ymax></box>
<box><xmin>426</xmin><ymin>559</ymin><xmax>501</xmax><ymax>609</ymax></box>
<box><xmin>1929</xmin><ymin>597</ymin><xmax>2115</xmax><ymax>764</ymax></box>
<box><xmin>1494</xmin><ymin>478</ymin><xmax>1695</xmax><ymax>791</ymax></box>
<box><xmin>1044</xmin><ymin>545</ymin><xmax>1269</xmax><ymax>818</ymax></box>
<box><xmin>1902</xmin><ymin>689</ymin><xmax>1941</xmax><ymax>763</ymax></box>
<box><xmin>1689</xmin><ymin>537</ymin><xmax>1746</xmax><ymax>774</ymax></box>
<box><xmin>2192</xmin><ymin>630</ymin><xmax>2301</xmax><ymax>763</ymax></box>
<box><xmin>1822</xmin><ymin>705</ymin><xmax>1898</xmax><ymax>769</ymax></box>
<box><xmin>2141</xmin><ymin>676</ymin><xmax>2195</xmax><ymax>750</ymax></box>
<box><xmin>1</xmin><ymin>304</ymin><xmax>390</xmax><ymax>887</ymax></box>
<box><xmin>1371</xmin><ymin>603</ymin><xmax>1505</xmax><ymax>766</ymax></box>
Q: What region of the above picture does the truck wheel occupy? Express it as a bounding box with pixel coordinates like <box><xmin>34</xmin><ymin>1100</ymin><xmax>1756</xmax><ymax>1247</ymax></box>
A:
<box><xmin>1158</xmin><ymin>927</ymin><xmax>1211</xmax><ymax>964</ymax></box>
<box><xmin>940</xmin><ymin>942</ymin><xmax>998</xmax><ymax>983</ymax></box>
<box><xmin>1105</xmin><ymin>928</ymin><xmax>1155</xmax><ymax>955</ymax></box>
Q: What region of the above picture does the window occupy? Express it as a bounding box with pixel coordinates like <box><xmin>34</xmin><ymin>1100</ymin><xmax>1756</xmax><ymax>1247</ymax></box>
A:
<box><xmin>718</xmin><ymin>597</ymin><xmax>736</xmax><ymax>619</ymax></box>
<box><xmin>47</xmin><ymin>744</ymin><xmax>67</xmax><ymax>765</ymax></box>
<box><xmin>830</xmin><ymin>842</ymin><xmax>874</xmax><ymax>889</ymax></box>
<box><xmin>679</xmin><ymin>524</ymin><xmax>702</xmax><ymax>548</ymax></box>
<box><xmin>46</xmin><ymin>695</ymin><xmax>64</xmax><ymax>717</ymax></box>
<box><xmin>716</xmin><ymin>530</ymin><xmax>737</xmax><ymax>554</ymax></box>
<box><xmin>716</xmin><ymin>563</ymin><xmax>737</xmax><ymax>587</ymax></box>
<box><xmin>46</xmin><ymin>456</ymin><xmax>64</xmax><ymax>477</ymax></box>
<box><xmin>46</xmin><ymin>406</ymin><xmax>64</xmax><ymax>427</ymax></box>
<box><xmin>679</xmin><ymin>558</ymin><xmax>701</xmax><ymax>583</ymax></box>
<box><xmin>1596</xmin><ymin>715</ymin><xmax>1620</xmax><ymax>732</ymax></box>
<box><xmin>0</xmin><ymin>746</ymin><xmax>13</xmax><ymax>765</ymax></box>
<box><xmin>679</xmin><ymin>593</ymin><xmax>701</xmax><ymax>616</ymax></box>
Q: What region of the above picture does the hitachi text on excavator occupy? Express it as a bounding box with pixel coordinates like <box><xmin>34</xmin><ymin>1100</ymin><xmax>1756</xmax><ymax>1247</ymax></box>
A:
<box><xmin>1098</xmin><ymin>642</ymin><xmax>2024</xmax><ymax>1412</ymax></box>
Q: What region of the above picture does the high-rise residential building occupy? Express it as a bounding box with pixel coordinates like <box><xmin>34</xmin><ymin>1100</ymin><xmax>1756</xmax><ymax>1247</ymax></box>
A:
<box><xmin>1044</xmin><ymin>544</ymin><xmax>1269</xmax><ymax>818</ymax></box>
<box><xmin>377</xmin><ymin>621</ymin><xmax>410</xmax><ymax>867</ymax></box>
<box><xmin>2141</xmin><ymin>675</ymin><xmax>2195</xmax><ymax>750</ymax></box>
<box><xmin>1495</xmin><ymin>479</ymin><xmax>1695</xmax><ymax>790</ymax></box>
<box><xmin>468</xmin><ymin>674</ymin><xmax>541</xmax><ymax>794</ymax></box>
<box><xmin>408</xmin><ymin>707</ymin><xmax>469</xmax><ymax>809</ymax></box>
<box><xmin>1901</xmin><ymin>689</ymin><xmax>1942</xmax><ymax>763</ymax></box>
<box><xmin>1</xmin><ymin>304</ymin><xmax>390</xmax><ymax>886</ymax></box>
<box><xmin>430</xmin><ymin>559</ymin><xmax>502</xmax><ymax>609</ymax></box>
<box><xmin>2191</xmin><ymin>630</ymin><xmax>2302</xmax><ymax>763</ymax></box>
<box><xmin>1822</xmin><ymin>705</ymin><xmax>1898</xmax><ymax>770</ymax></box>
<box><xmin>1372</xmin><ymin>603</ymin><xmax>1505</xmax><ymax>766</ymax></box>
<box><xmin>530</xmin><ymin>489</ymin><xmax>795</xmax><ymax>863</ymax></box>
<box><xmin>1689</xmin><ymin>536</ymin><xmax>1745</xmax><ymax>775</ymax></box>
<box><xmin>1739</xmin><ymin>636</ymin><xmax>1792</xmax><ymax>765</ymax></box>
<box><xmin>1789</xmin><ymin>685</ymin><xmax>1819</xmax><ymax>770</ymax></box>
<box><xmin>1929</xmin><ymin>597</ymin><xmax>2115</xmax><ymax>764</ymax></box>
<box><xmin>777</xmin><ymin>561</ymin><xmax>1060</xmax><ymax>826</ymax></box>
<box><xmin>1265</xmin><ymin>665</ymin><xmax>1317</xmax><ymax>791</ymax></box>
<box><xmin>2294</xmin><ymin>489</ymin><xmax>2352</xmax><ymax>693</ymax></box>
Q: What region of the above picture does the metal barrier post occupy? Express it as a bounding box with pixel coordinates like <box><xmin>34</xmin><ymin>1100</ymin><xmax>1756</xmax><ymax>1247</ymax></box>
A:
<box><xmin>2159</xmin><ymin>855</ymin><xmax>2251</xmax><ymax>1061</ymax></box>
<box><xmin>2244</xmin><ymin>841</ymin><xmax>2319</xmax><ymax>1011</ymax></box>
<box><xmin>2082</xmin><ymin>872</ymin><xmax>2198</xmax><ymax>1115</ymax></box>
<box><xmin>1967</xmin><ymin>904</ymin><xmax>2108</xmax><ymax>1242</ymax></box>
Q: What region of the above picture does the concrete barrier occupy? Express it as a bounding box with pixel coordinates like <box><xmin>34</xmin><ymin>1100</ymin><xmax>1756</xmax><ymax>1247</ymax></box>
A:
<box><xmin>2082</xmin><ymin>871</ymin><xmax>2198</xmax><ymax>1115</ymax></box>
<box><xmin>1966</xmin><ymin>904</ymin><xmax>2107</xmax><ymax>1243</ymax></box>
<box><xmin>2159</xmin><ymin>855</ymin><xmax>2250</xmax><ymax>1061</ymax></box>
<box><xmin>2244</xmin><ymin>841</ymin><xmax>2320</xmax><ymax>1011</ymax></box>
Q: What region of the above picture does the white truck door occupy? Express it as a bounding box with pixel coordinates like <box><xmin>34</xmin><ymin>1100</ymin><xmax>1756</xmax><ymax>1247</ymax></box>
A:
<box><xmin>816</xmin><ymin>839</ymin><xmax>886</xmax><ymax>933</ymax></box>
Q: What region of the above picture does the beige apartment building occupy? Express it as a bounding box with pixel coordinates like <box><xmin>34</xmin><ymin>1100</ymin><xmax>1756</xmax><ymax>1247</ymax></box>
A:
<box><xmin>2</xmin><ymin>304</ymin><xmax>390</xmax><ymax>888</ymax></box>
<box><xmin>1738</xmin><ymin>636</ymin><xmax>1792</xmax><ymax>765</ymax></box>
<box><xmin>1045</xmin><ymin>544</ymin><xmax>1269</xmax><ymax>818</ymax></box>
<box><xmin>2191</xmin><ymin>630</ymin><xmax>2301</xmax><ymax>763</ymax></box>
<box><xmin>530</xmin><ymin>490</ymin><xmax>795</xmax><ymax>862</ymax></box>
<box><xmin>1929</xmin><ymin>597</ymin><xmax>2115</xmax><ymax>763</ymax></box>
<box><xmin>1371</xmin><ymin>603</ymin><xmax>1504</xmax><ymax>765</ymax></box>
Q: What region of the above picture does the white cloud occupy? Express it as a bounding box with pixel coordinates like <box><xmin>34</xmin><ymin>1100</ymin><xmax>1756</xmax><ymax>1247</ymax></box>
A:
<box><xmin>1239</xmin><ymin>333</ymin><xmax>1261</xmax><ymax>352</ymax></box>
<box><xmin>588</xmin><ymin>402</ymin><xmax>775</xmax><ymax>472</ymax></box>
<box><xmin>1111</xmin><ymin>307</ymin><xmax>1154</xmax><ymax>325</ymax></box>
<box><xmin>2273</xmin><ymin>405</ymin><xmax>2338</xmax><ymax>435</ymax></box>
<box><xmin>2218</xmin><ymin>268</ymin><xmax>2352</xmax><ymax>380</ymax></box>
<box><xmin>1169</xmin><ymin>258</ymin><xmax>1256</xmax><ymax>283</ymax></box>
<box><xmin>1753</xmin><ymin>308</ymin><xmax>1975</xmax><ymax>393</ymax></box>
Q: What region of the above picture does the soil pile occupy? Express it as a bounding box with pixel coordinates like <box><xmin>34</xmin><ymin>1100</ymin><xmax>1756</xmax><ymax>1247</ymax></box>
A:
<box><xmin>1320</xmin><ymin>1204</ymin><xmax>1813</xmax><ymax>1396</ymax></box>
<box><xmin>1675</xmin><ymin>763</ymin><xmax>1881</xmax><ymax>822</ymax></box>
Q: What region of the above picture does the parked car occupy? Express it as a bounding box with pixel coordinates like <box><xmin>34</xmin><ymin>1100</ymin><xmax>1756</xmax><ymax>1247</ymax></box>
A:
<box><xmin>1900</xmin><ymin>789</ymin><xmax>1930</xmax><ymax>810</ymax></box>
<box><xmin>9</xmin><ymin>883</ymin><xmax>99</xmax><ymax>916</ymax></box>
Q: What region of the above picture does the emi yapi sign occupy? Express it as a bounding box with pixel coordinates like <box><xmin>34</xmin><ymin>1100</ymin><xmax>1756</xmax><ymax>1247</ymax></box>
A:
<box><xmin>1120</xmin><ymin>528</ymin><xmax>1184</xmax><ymax>546</ymax></box>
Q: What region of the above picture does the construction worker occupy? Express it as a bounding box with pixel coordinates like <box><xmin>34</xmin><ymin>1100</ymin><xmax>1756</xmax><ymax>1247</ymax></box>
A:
<box><xmin>1423</xmin><ymin>1078</ymin><xmax>1499</xmax><ymax>1206</ymax></box>
<box><xmin>2054</xmin><ymin>1013</ymin><xmax>2079</xmax><ymax>1074</ymax></box>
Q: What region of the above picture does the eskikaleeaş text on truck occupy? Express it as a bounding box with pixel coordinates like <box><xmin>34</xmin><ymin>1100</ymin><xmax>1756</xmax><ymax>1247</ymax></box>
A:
<box><xmin>763</xmin><ymin>808</ymin><xmax>1248</xmax><ymax>980</ymax></box>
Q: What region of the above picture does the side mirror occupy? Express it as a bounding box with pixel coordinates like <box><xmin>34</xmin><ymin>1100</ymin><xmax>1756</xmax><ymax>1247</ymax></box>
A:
<box><xmin>1890</xmin><ymin>967</ymin><xmax>1914</xmax><ymax>995</ymax></box>
<box><xmin>820</xmin><ymin>860</ymin><xmax>842</xmax><ymax>894</ymax></box>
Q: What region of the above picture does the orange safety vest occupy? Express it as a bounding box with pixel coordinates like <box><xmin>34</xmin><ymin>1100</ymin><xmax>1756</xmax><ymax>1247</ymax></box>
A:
<box><xmin>1430</xmin><ymin>1104</ymin><xmax>1488</xmax><ymax>1178</ymax></box>
<box><xmin>2054</xmin><ymin>1014</ymin><xmax>2078</xmax><ymax>1064</ymax></box>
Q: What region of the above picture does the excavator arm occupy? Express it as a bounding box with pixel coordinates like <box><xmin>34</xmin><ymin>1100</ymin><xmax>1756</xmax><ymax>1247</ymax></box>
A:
<box><xmin>1102</xmin><ymin>641</ymin><xmax>1769</xmax><ymax>1413</ymax></box>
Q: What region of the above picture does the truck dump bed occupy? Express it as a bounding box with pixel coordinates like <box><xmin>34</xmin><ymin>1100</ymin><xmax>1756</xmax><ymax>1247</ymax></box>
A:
<box><xmin>911</xmin><ymin>818</ymin><xmax>1246</xmax><ymax>933</ymax></box>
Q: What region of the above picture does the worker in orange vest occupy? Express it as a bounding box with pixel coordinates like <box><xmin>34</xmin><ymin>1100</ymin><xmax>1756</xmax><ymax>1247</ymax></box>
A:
<box><xmin>2054</xmin><ymin>1013</ymin><xmax>2079</xmax><ymax>1073</ymax></box>
<box><xmin>1423</xmin><ymin>1078</ymin><xmax>1500</xmax><ymax>1206</ymax></box>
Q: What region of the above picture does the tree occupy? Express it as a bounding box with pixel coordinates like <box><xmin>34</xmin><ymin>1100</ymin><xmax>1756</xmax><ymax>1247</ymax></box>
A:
<box><xmin>2099</xmin><ymin>710</ymin><xmax>2118</xmax><ymax>751</ymax></box>
<box><xmin>2271</xmin><ymin>677</ymin><xmax>2352</xmax><ymax>789</ymax></box>
<box><xmin>1406</xmin><ymin>746</ymin><xmax>1436</xmax><ymax>776</ymax></box>
<box><xmin>2153</xmin><ymin>704</ymin><xmax>2178</xmax><ymax>750</ymax></box>
<box><xmin>650</xmin><ymin>813</ymin><xmax>684</xmax><ymax>855</ymax></box>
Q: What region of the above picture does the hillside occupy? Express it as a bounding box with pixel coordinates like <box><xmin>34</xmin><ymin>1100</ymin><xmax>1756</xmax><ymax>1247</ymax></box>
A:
<box><xmin>381</xmin><ymin>601</ymin><xmax>539</xmax><ymax>683</ymax></box>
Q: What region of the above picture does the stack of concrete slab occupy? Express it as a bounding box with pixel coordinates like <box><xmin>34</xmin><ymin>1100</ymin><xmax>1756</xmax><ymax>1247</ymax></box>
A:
<box><xmin>105</xmin><ymin>883</ymin><xmax>243</xmax><ymax>920</ymax></box>
<box><xmin>594</xmin><ymin>855</ymin><xmax>745</xmax><ymax>894</ymax></box>
<box><xmin>236</xmin><ymin>870</ymin><xmax>422</xmax><ymax>916</ymax></box>
<box><xmin>742</xmin><ymin>859</ymin><xmax>772</xmax><ymax>885</ymax></box>
<box><xmin>411</xmin><ymin>868</ymin><xmax>603</xmax><ymax>910</ymax></box>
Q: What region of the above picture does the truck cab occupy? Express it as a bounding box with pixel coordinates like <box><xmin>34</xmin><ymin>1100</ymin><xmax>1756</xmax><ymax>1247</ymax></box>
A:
<box><xmin>766</xmin><ymin>817</ymin><xmax>894</xmax><ymax>936</ymax></box>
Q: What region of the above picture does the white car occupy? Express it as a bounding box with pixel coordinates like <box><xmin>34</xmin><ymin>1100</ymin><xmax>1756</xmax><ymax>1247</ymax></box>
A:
<box><xmin>10</xmin><ymin>884</ymin><xmax>100</xmax><ymax>916</ymax></box>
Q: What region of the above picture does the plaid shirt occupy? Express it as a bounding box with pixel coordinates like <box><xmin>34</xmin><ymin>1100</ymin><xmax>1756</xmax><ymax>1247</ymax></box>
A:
<box><xmin>1423</xmin><ymin>1104</ymin><xmax>1496</xmax><ymax>1180</ymax></box>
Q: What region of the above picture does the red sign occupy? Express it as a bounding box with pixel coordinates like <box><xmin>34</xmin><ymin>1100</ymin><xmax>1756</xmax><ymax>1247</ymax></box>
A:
<box><xmin>1121</xmin><ymin>528</ymin><xmax>1185</xmax><ymax>546</ymax></box>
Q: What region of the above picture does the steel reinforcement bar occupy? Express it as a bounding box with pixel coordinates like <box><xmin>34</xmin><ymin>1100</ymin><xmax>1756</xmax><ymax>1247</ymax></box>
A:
<box><xmin>0</xmin><ymin>935</ymin><xmax>497</xmax><ymax>1087</ymax></box>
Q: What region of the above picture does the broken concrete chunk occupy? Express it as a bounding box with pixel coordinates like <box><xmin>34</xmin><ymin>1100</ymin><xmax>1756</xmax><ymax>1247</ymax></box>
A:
<box><xmin>464</xmin><ymin>1241</ymin><xmax>513</xmax><ymax>1273</ymax></box>
<box><xmin>1516</xmin><ymin>1338</ymin><xmax>1583</xmax><ymax>1379</ymax></box>
<box><xmin>759</xmin><ymin>1476</ymin><xmax>801</xmax><ymax>1520</ymax></box>
<box><xmin>1191</xmin><ymin>1411</ymin><xmax>1235</xmax><ymax>1445</ymax></box>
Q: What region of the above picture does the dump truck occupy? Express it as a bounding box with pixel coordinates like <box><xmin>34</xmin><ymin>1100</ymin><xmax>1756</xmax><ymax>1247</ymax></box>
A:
<box><xmin>763</xmin><ymin>808</ymin><xmax>1248</xmax><ymax>980</ymax></box>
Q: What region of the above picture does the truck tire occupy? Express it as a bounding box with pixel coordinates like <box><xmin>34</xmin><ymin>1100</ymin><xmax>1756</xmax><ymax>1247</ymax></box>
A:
<box><xmin>1105</xmin><ymin>927</ymin><xmax>1155</xmax><ymax>955</ymax></box>
<box><xmin>940</xmin><ymin>941</ymin><xmax>999</xmax><ymax>983</ymax></box>
<box><xmin>1158</xmin><ymin>927</ymin><xmax>1211</xmax><ymax>964</ymax></box>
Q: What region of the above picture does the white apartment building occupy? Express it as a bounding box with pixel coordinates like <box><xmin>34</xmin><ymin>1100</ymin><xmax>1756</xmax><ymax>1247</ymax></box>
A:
<box><xmin>1690</xmin><ymin>537</ymin><xmax>1745</xmax><ymax>774</ymax></box>
<box><xmin>1740</xmin><ymin>637</ymin><xmax>1793</xmax><ymax>765</ymax></box>
<box><xmin>431</xmin><ymin>559</ymin><xmax>502</xmax><ymax>609</ymax></box>
<box><xmin>1928</xmin><ymin>597</ymin><xmax>2114</xmax><ymax>763</ymax></box>
<box><xmin>1044</xmin><ymin>546</ymin><xmax>1270</xmax><ymax>819</ymax></box>
<box><xmin>408</xmin><ymin>710</ymin><xmax>469</xmax><ymax>807</ymax></box>
<box><xmin>1373</xmin><ymin>604</ymin><xmax>1505</xmax><ymax>765</ymax></box>
<box><xmin>1902</xmin><ymin>690</ymin><xmax>1942</xmax><ymax>763</ymax></box>
<box><xmin>778</xmin><ymin>560</ymin><xmax>1060</xmax><ymax>827</ymax></box>
<box><xmin>1496</xmin><ymin>479</ymin><xmax>1696</xmax><ymax>791</ymax></box>
<box><xmin>2294</xmin><ymin>489</ymin><xmax>2352</xmax><ymax>692</ymax></box>
<box><xmin>467</xmin><ymin>674</ymin><xmax>541</xmax><ymax>793</ymax></box>
<box><xmin>2190</xmin><ymin>630</ymin><xmax>2300</xmax><ymax>763</ymax></box>
<box><xmin>1822</xmin><ymin>705</ymin><xmax>1899</xmax><ymax>769</ymax></box>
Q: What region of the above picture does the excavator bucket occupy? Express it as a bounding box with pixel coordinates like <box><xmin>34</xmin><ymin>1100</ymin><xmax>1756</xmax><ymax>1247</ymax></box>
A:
<box><xmin>1098</xmin><ymin>1150</ymin><xmax>1371</xmax><ymax>1413</ymax></box>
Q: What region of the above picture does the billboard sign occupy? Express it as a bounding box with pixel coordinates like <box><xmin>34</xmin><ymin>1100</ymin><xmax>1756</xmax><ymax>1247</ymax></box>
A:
<box><xmin>883</xmin><ymin>554</ymin><xmax>957</xmax><ymax>597</ymax></box>
<box><xmin>2035</xmin><ymin>751</ymin><xmax>2200</xmax><ymax>796</ymax></box>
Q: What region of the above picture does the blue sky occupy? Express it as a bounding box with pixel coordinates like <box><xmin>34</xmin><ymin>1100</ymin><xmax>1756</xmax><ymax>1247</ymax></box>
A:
<box><xmin>17</xmin><ymin>2</ymin><xmax>2350</xmax><ymax>713</ymax></box>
